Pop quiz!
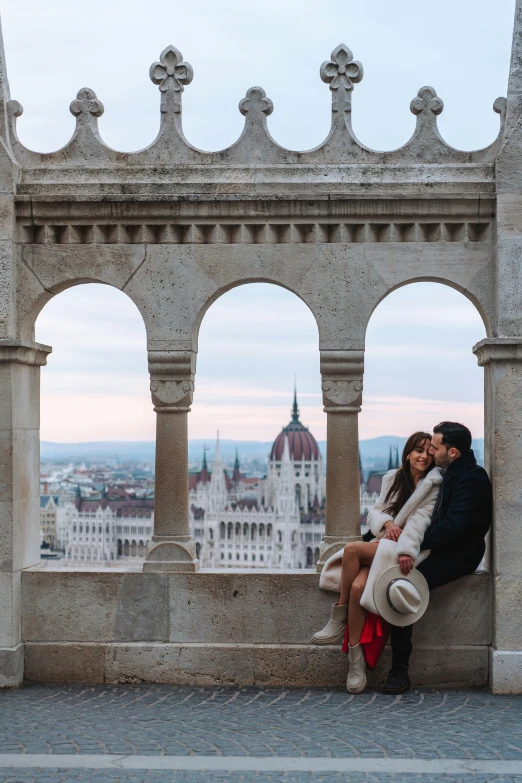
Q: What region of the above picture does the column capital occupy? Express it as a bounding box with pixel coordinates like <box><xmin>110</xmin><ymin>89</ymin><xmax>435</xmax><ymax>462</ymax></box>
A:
<box><xmin>473</xmin><ymin>338</ymin><xmax>522</xmax><ymax>366</ymax></box>
<box><xmin>0</xmin><ymin>340</ymin><xmax>52</xmax><ymax>366</ymax></box>
<box><xmin>320</xmin><ymin>349</ymin><xmax>364</xmax><ymax>413</ymax></box>
<box><xmin>148</xmin><ymin>349</ymin><xmax>196</xmax><ymax>412</ymax></box>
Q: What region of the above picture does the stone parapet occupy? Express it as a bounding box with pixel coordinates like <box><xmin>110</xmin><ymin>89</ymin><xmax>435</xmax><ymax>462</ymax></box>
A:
<box><xmin>21</xmin><ymin>569</ymin><xmax>490</xmax><ymax>687</ymax></box>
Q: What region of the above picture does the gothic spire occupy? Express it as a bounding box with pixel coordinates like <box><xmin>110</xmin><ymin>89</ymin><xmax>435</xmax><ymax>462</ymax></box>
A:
<box><xmin>387</xmin><ymin>446</ymin><xmax>394</xmax><ymax>471</ymax></box>
<box><xmin>292</xmin><ymin>381</ymin><xmax>299</xmax><ymax>423</ymax></box>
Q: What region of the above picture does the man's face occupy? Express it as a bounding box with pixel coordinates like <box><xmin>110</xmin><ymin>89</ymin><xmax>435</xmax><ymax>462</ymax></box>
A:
<box><xmin>428</xmin><ymin>433</ymin><xmax>458</xmax><ymax>468</ymax></box>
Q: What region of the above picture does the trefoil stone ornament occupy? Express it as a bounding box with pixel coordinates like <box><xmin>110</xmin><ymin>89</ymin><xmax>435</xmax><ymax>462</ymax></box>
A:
<box><xmin>150</xmin><ymin>45</ymin><xmax>194</xmax><ymax>116</ymax></box>
<box><xmin>239</xmin><ymin>87</ymin><xmax>274</xmax><ymax>118</ymax></box>
<box><xmin>410</xmin><ymin>86</ymin><xmax>443</xmax><ymax>117</ymax></box>
<box><xmin>320</xmin><ymin>43</ymin><xmax>363</xmax><ymax>113</ymax></box>
<box><xmin>69</xmin><ymin>88</ymin><xmax>104</xmax><ymax>135</ymax></box>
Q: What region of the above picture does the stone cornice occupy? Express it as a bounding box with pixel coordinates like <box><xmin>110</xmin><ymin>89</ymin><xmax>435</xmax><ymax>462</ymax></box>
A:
<box><xmin>0</xmin><ymin>340</ymin><xmax>52</xmax><ymax>366</ymax></box>
<box><xmin>474</xmin><ymin>338</ymin><xmax>522</xmax><ymax>366</ymax></box>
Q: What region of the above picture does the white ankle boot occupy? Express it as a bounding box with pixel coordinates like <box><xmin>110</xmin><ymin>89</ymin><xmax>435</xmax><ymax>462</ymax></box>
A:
<box><xmin>346</xmin><ymin>643</ymin><xmax>367</xmax><ymax>693</ymax></box>
<box><xmin>311</xmin><ymin>603</ymin><xmax>348</xmax><ymax>644</ymax></box>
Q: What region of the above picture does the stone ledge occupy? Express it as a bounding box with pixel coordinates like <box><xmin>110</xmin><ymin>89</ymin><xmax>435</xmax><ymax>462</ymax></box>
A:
<box><xmin>21</xmin><ymin>570</ymin><xmax>491</xmax><ymax>648</ymax></box>
<box><xmin>23</xmin><ymin>642</ymin><xmax>488</xmax><ymax>688</ymax></box>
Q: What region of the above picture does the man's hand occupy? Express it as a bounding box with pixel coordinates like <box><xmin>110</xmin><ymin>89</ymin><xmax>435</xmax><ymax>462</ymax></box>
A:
<box><xmin>399</xmin><ymin>555</ymin><xmax>414</xmax><ymax>575</ymax></box>
<box><xmin>384</xmin><ymin>522</ymin><xmax>402</xmax><ymax>541</ymax></box>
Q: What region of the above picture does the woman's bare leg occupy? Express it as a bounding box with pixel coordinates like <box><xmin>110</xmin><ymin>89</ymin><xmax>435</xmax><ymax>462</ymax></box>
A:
<box><xmin>348</xmin><ymin>566</ymin><xmax>370</xmax><ymax>646</ymax></box>
<box><xmin>339</xmin><ymin>542</ymin><xmax>378</xmax><ymax>606</ymax></box>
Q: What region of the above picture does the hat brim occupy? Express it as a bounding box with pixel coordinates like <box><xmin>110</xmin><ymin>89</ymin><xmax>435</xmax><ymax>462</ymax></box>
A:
<box><xmin>373</xmin><ymin>566</ymin><xmax>429</xmax><ymax>627</ymax></box>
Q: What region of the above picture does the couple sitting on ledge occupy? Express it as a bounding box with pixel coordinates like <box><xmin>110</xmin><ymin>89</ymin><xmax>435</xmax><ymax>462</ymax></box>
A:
<box><xmin>312</xmin><ymin>421</ymin><xmax>492</xmax><ymax>695</ymax></box>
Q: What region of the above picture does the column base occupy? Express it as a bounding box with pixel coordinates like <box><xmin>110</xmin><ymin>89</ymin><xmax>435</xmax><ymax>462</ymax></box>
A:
<box><xmin>489</xmin><ymin>648</ymin><xmax>522</xmax><ymax>693</ymax></box>
<box><xmin>143</xmin><ymin>538</ymin><xmax>200</xmax><ymax>573</ymax></box>
<box><xmin>316</xmin><ymin>534</ymin><xmax>361</xmax><ymax>572</ymax></box>
<box><xmin>0</xmin><ymin>643</ymin><xmax>24</xmax><ymax>688</ymax></box>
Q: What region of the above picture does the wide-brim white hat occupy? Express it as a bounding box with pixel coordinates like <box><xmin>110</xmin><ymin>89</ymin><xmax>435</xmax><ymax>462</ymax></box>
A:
<box><xmin>373</xmin><ymin>566</ymin><xmax>429</xmax><ymax>627</ymax></box>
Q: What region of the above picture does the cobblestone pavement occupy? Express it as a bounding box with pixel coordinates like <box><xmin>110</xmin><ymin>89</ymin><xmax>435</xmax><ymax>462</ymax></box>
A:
<box><xmin>0</xmin><ymin>685</ymin><xmax>521</xmax><ymax>781</ymax></box>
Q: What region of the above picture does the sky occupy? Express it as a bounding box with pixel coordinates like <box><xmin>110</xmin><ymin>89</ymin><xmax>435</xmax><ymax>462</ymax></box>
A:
<box><xmin>4</xmin><ymin>0</ymin><xmax>514</xmax><ymax>443</ymax></box>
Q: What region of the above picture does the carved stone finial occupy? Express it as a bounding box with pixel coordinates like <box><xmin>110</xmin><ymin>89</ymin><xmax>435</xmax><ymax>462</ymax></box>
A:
<box><xmin>150</xmin><ymin>45</ymin><xmax>193</xmax><ymax>116</ymax></box>
<box><xmin>239</xmin><ymin>87</ymin><xmax>273</xmax><ymax>118</ymax></box>
<box><xmin>70</xmin><ymin>88</ymin><xmax>104</xmax><ymax>121</ymax></box>
<box><xmin>320</xmin><ymin>44</ymin><xmax>363</xmax><ymax>113</ymax></box>
<box><xmin>410</xmin><ymin>86</ymin><xmax>443</xmax><ymax>116</ymax></box>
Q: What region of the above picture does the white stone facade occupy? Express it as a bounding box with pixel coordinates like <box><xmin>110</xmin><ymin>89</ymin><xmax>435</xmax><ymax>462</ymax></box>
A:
<box><xmin>2</xmin><ymin>7</ymin><xmax>522</xmax><ymax>688</ymax></box>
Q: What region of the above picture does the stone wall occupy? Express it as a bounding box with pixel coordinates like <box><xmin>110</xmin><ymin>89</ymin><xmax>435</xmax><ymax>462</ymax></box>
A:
<box><xmin>22</xmin><ymin>569</ymin><xmax>490</xmax><ymax>687</ymax></box>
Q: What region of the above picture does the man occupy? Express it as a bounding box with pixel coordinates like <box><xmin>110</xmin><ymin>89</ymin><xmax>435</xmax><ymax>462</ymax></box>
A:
<box><xmin>383</xmin><ymin>421</ymin><xmax>492</xmax><ymax>694</ymax></box>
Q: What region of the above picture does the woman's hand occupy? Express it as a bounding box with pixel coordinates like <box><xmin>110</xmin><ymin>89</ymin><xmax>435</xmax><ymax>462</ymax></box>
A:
<box><xmin>383</xmin><ymin>522</ymin><xmax>402</xmax><ymax>541</ymax></box>
<box><xmin>399</xmin><ymin>555</ymin><xmax>414</xmax><ymax>575</ymax></box>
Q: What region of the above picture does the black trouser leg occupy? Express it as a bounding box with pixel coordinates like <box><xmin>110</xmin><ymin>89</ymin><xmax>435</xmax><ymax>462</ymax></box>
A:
<box><xmin>390</xmin><ymin>625</ymin><xmax>413</xmax><ymax>668</ymax></box>
<box><xmin>389</xmin><ymin>551</ymin><xmax>480</xmax><ymax>670</ymax></box>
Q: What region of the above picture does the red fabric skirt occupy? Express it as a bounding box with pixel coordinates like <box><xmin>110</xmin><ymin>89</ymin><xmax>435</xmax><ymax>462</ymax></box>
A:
<box><xmin>342</xmin><ymin>612</ymin><xmax>389</xmax><ymax>670</ymax></box>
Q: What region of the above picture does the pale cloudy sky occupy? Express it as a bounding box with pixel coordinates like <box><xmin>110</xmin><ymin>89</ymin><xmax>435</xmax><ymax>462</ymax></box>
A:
<box><xmin>4</xmin><ymin>0</ymin><xmax>513</xmax><ymax>443</ymax></box>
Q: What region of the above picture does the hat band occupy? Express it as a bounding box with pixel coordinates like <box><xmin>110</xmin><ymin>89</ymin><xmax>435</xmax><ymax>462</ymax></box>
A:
<box><xmin>386</xmin><ymin>577</ymin><xmax>414</xmax><ymax>614</ymax></box>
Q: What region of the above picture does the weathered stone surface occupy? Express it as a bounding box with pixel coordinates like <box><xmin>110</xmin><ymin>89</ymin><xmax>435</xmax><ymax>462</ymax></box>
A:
<box><xmin>490</xmin><ymin>649</ymin><xmax>522</xmax><ymax>694</ymax></box>
<box><xmin>24</xmin><ymin>643</ymin><xmax>105</xmax><ymax>684</ymax></box>
<box><xmin>0</xmin><ymin>642</ymin><xmax>23</xmax><ymax>687</ymax></box>
<box><xmin>3</xmin><ymin>2</ymin><xmax>522</xmax><ymax>690</ymax></box>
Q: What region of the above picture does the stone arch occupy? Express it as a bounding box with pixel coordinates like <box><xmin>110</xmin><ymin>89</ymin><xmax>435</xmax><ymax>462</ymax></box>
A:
<box><xmin>123</xmin><ymin>539</ymin><xmax>130</xmax><ymax>557</ymax></box>
<box><xmin>220</xmin><ymin>522</ymin><xmax>226</xmax><ymax>540</ymax></box>
<box><xmin>192</xmin><ymin>280</ymin><xmax>322</xmax><ymax>354</ymax></box>
<box><xmin>130</xmin><ymin>540</ymin><xmax>137</xmax><ymax>557</ymax></box>
<box><xmin>20</xmin><ymin>268</ymin><xmax>150</xmax><ymax>343</ymax></box>
<box><xmin>365</xmin><ymin>276</ymin><xmax>492</xmax><ymax>340</ymax></box>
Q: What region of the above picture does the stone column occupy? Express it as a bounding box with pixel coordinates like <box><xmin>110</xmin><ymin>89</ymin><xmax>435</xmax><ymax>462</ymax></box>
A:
<box><xmin>474</xmin><ymin>338</ymin><xmax>522</xmax><ymax>692</ymax></box>
<box><xmin>0</xmin><ymin>340</ymin><xmax>51</xmax><ymax>686</ymax></box>
<box><xmin>317</xmin><ymin>350</ymin><xmax>364</xmax><ymax>570</ymax></box>
<box><xmin>143</xmin><ymin>350</ymin><xmax>199</xmax><ymax>572</ymax></box>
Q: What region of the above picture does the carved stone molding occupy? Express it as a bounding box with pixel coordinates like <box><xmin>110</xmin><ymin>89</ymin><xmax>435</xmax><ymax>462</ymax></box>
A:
<box><xmin>19</xmin><ymin>219</ymin><xmax>493</xmax><ymax>246</ymax></box>
<box><xmin>474</xmin><ymin>338</ymin><xmax>522</xmax><ymax>366</ymax></box>
<box><xmin>148</xmin><ymin>350</ymin><xmax>196</xmax><ymax>412</ymax></box>
<box><xmin>316</xmin><ymin>535</ymin><xmax>361</xmax><ymax>572</ymax></box>
<box><xmin>320</xmin><ymin>350</ymin><xmax>364</xmax><ymax>413</ymax></box>
<box><xmin>143</xmin><ymin>537</ymin><xmax>199</xmax><ymax>573</ymax></box>
<box><xmin>0</xmin><ymin>340</ymin><xmax>52</xmax><ymax>367</ymax></box>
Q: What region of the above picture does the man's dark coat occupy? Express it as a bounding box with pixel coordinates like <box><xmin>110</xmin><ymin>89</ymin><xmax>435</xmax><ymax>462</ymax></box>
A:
<box><xmin>420</xmin><ymin>449</ymin><xmax>492</xmax><ymax>567</ymax></box>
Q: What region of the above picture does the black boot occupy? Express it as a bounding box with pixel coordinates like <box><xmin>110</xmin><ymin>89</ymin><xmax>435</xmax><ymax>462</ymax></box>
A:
<box><xmin>384</xmin><ymin>625</ymin><xmax>413</xmax><ymax>694</ymax></box>
<box><xmin>383</xmin><ymin>664</ymin><xmax>410</xmax><ymax>694</ymax></box>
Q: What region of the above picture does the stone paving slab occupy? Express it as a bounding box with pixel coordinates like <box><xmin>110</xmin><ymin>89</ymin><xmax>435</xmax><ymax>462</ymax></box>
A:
<box><xmin>1</xmin><ymin>685</ymin><xmax>522</xmax><ymax>781</ymax></box>
<box><xmin>2</xmin><ymin>685</ymin><xmax>522</xmax><ymax>760</ymax></box>
<box><xmin>0</xmin><ymin>774</ymin><xmax>521</xmax><ymax>783</ymax></box>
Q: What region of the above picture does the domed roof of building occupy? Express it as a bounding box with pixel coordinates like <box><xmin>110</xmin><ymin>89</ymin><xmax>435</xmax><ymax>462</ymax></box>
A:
<box><xmin>270</xmin><ymin>388</ymin><xmax>320</xmax><ymax>462</ymax></box>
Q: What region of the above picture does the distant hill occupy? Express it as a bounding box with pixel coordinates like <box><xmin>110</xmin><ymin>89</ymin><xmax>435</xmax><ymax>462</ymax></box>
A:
<box><xmin>40</xmin><ymin>435</ymin><xmax>484</xmax><ymax>470</ymax></box>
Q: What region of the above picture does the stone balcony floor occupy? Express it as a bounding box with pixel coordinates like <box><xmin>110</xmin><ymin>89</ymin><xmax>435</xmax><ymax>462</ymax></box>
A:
<box><xmin>0</xmin><ymin>685</ymin><xmax>522</xmax><ymax>782</ymax></box>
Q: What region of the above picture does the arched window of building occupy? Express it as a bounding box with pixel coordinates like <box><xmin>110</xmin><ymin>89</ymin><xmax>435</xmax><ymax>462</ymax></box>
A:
<box><xmin>251</xmin><ymin>523</ymin><xmax>257</xmax><ymax>541</ymax></box>
<box><xmin>243</xmin><ymin>523</ymin><xmax>249</xmax><ymax>537</ymax></box>
<box><xmin>196</xmin><ymin>542</ymin><xmax>201</xmax><ymax>558</ymax></box>
<box><xmin>106</xmin><ymin>524</ymin><xmax>109</xmax><ymax>534</ymax></box>
<box><xmin>117</xmin><ymin>539</ymin><xmax>122</xmax><ymax>557</ymax></box>
<box><xmin>131</xmin><ymin>540</ymin><xmax>137</xmax><ymax>557</ymax></box>
<box><xmin>227</xmin><ymin>522</ymin><xmax>233</xmax><ymax>540</ymax></box>
<box><xmin>259</xmin><ymin>523</ymin><xmax>265</xmax><ymax>538</ymax></box>
<box><xmin>220</xmin><ymin>522</ymin><xmax>226</xmax><ymax>540</ymax></box>
<box><xmin>267</xmin><ymin>524</ymin><xmax>272</xmax><ymax>538</ymax></box>
<box><xmin>209</xmin><ymin>528</ymin><xmax>214</xmax><ymax>540</ymax></box>
<box><xmin>313</xmin><ymin>547</ymin><xmax>320</xmax><ymax>566</ymax></box>
<box><xmin>138</xmin><ymin>540</ymin><xmax>146</xmax><ymax>557</ymax></box>
<box><xmin>73</xmin><ymin>525</ymin><xmax>76</xmax><ymax>534</ymax></box>
<box><xmin>277</xmin><ymin>530</ymin><xmax>282</xmax><ymax>543</ymax></box>
<box><xmin>79</xmin><ymin>525</ymin><xmax>83</xmax><ymax>534</ymax></box>
<box><xmin>235</xmin><ymin>522</ymin><xmax>241</xmax><ymax>537</ymax></box>
<box><xmin>123</xmin><ymin>539</ymin><xmax>130</xmax><ymax>556</ymax></box>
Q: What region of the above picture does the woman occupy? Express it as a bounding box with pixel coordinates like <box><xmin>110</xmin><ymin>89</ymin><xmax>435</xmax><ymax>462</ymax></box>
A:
<box><xmin>311</xmin><ymin>432</ymin><xmax>442</xmax><ymax>693</ymax></box>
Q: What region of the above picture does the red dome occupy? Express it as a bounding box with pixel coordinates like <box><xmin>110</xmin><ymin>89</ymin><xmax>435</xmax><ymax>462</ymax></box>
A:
<box><xmin>270</xmin><ymin>390</ymin><xmax>320</xmax><ymax>462</ymax></box>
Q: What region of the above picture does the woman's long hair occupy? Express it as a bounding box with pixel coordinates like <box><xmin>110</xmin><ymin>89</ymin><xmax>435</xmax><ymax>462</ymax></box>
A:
<box><xmin>382</xmin><ymin>432</ymin><xmax>433</xmax><ymax>519</ymax></box>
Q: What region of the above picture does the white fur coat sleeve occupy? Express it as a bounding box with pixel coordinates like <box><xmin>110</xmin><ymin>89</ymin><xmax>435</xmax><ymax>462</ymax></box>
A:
<box><xmin>367</xmin><ymin>470</ymin><xmax>396</xmax><ymax>538</ymax></box>
<box><xmin>394</xmin><ymin>469</ymin><xmax>443</xmax><ymax>559</ymax></box>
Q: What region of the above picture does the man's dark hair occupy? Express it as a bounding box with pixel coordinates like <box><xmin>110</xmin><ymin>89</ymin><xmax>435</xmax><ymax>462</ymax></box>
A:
<box><xmin>433</xmin><ymin>422</ymin><xmax>472</xmax><ymax>455</ymax></box>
